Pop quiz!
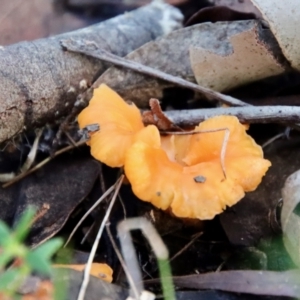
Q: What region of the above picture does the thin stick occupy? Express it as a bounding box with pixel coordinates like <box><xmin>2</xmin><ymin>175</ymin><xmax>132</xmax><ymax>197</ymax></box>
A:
<box><xmin>262</xmin><ymin>132</ymin><xmax>287</xmax><ymax>148</ymax></box>
<box><xmin>2</xmin><ymin>140</ymin><xmax>87</xmax><ymax>188</ymax></box>
<box><xmin>63</xmin><ymin>130</ymin><xmax>78</xmax><ymax>148</ymax></box>
<box><xmin>61</xmin><ymin>39</ymin><xmax>248</xmax><ymax>107</ymax></box>
<box><xmin>77</xmin><ymin>175</ymin><xmax>124</xmax><ymax>300</ymax></box>
<box><xmin>169</xmin><ymin>232</ymin><xmax>203</xmax><ymax>263</ymax></box>
<box><xmin>118</xmin><ymin>194</ymin><xmax>127</xmax><ymax>219</ymax></box>
<box><xmin>64</xmin><ymin>182</ymin><xmax>117</xmax><ymax>248</ymax></box>
<box><xmin>165</xmin><ymin>105</ymin><xmax>300</xmax><ymax>127</ymax></box>
<box><xmin>106</xmin><ymin>223</ymin><xmax>140</xmax><ymax>299</ymax></box>
<box><xmin>80</xmin><ymin>221</ymin><xmax>96</xmax><ymax>245</ymax></box>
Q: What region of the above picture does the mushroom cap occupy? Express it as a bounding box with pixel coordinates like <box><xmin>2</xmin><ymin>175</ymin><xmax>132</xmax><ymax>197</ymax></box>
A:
<box><xmin>125</xmin><ymin>116</ymin><xmax>271</xmax><ymax>220</ymax></box>
<box><xmin>78</xmin><ymin>84</ymin><xmax>144</xmax><ymax>167</ymax></box>
<box><xmin>183</xmin><ymin>115</ymin><xmax>269</xmax><ymax>191</ymax></box>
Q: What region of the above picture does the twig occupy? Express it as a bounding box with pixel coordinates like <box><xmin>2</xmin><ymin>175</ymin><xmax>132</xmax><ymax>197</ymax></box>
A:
<box><xmin>262</xmin><ymin>127</ymin><xmax>290</xmax><ymax>149</ymax></box>
<box><xmin>165</xmin><ymin>105</ymin><xmax>300</xmax><ymax>127</ymax></box>
<box><xmin>80</xmin><ymin>221</ymin><xmax>96</xmax><ymax>245</ymax></box>
<box><xmin>118</xmin><ymin>194</ymin><xmax>127</xmax><ymax>219</ymax></box>
<box><xmin>61</xmin><ymin>39</ymin><xmax>248</xmax><ymax>107</ymax></box>
<box><xmin>2</xmin><ymin>140</ymin><xmax>87</xmax><ymax>188</ymax></box>
<box><xmin>77</xmin><ymin>175</ymin><xmax>124</xmax><ymax>300</ymax></box>
<box><xmin>169</xmin><ymin>232</ymin><xmax>203</xmax><ymax>263</ymax></box>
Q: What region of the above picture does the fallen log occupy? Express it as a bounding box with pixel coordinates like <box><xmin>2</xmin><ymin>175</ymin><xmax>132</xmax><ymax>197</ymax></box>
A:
<box><xmin>0</xmin><ymin>1</ymin><xmax>182</xmax><ymax>143</ymax></box>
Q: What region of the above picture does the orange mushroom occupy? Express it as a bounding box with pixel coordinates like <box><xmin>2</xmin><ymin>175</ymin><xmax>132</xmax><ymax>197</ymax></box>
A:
<box><xmin>78</xmin><ymin>85</ymin><xmax>271</xmax><ymax>220</ymax></box>
<box><xmin>124</xmin><ymin>116</ymin><xmax>271</xmax><ymax>220</ymax></box>
<box><xmin>78</xmin><ymin>84</ymin><xmax>144</xmax><ymax>167</ymax></box>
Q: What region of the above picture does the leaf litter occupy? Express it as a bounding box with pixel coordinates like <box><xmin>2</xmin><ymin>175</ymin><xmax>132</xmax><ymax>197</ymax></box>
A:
<box><xmin>2</xmin><ymin>0</ymin><xmax>300</xmax><ymax>299</ymax></box>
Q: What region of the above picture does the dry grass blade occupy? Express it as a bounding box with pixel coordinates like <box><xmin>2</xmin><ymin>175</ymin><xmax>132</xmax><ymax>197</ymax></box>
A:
<box><xmin>77</xmin><ymin>175</ymin><xmax>124</xmax><ymax>300</ymax></box>
<box><xmin>20</xmin><ymin>128</ymin><xmax>43</xmax><ymax>173</ymax></box>
<box><xmin>64</xmin><ymin>182</ymin><xmax>117</xmax><ymax>248</ymax></box>
<box><xmin>169</xmin><ymin>232</ymin><xmax>203</xmax><ymax>263</ymax></box>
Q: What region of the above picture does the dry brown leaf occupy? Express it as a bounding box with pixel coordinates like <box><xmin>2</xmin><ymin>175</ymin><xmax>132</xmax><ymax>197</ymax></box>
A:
<box><xmin>6</xmin><ymin>155</ymin><xmax>99</xmax><ymax>248</ymax></box>
<box><xmin>190</xmin><ymin>26</ymin><xmax>285</xmax><ymax>91</ymax></box>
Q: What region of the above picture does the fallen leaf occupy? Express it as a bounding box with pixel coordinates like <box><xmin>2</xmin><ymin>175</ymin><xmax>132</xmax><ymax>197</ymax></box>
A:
<box><xmin>251</xmin><ymin>0</ymin><xmax>300</xmax><ymax>71</ymax></box>
<box><xmin>281</xmin><ymin>169</ymin><xmax>300</xmax><ymax>267</ymax></box>
<box><xmin>190</xmin><ymin>26</ymin><xmax>286</xmax><ymax>91</ymax></box>
<box><xmin>169</xmin><ymin>270</ymin><xmax>300</xmax><ymax>297</ymax></box>
<box><xmin>2</xmin><ymin>154</ymin><xmax>100</xmax><ymax>248</ymax></box>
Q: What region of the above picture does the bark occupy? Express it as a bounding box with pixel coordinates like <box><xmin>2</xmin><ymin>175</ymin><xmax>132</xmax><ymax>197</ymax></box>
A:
<box><xmin>0</xmin><ymin>1</ymin><xmax>182</xmax><ymax>143</ymax></box>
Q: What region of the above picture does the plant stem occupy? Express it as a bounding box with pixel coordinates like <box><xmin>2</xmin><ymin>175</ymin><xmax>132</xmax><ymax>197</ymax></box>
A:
<box><xmin>158</xmin><ymin>258</ymin><xmax>176</xmax><ymax>300</ymax></box>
